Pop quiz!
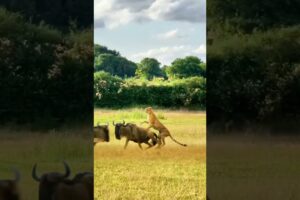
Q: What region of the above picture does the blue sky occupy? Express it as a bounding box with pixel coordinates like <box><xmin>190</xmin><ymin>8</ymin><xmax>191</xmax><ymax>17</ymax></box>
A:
<box><xmin>94</xmin><ymin>0</ymin><xmax>206</xmax><ymax>65</ymax></box>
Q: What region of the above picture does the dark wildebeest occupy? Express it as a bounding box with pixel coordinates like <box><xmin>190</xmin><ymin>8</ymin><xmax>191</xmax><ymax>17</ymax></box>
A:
<box><xmin>94</xmin><ymin>123</ymin><xmax>109</xmax><ymax>146</ymax></box>
<box><xmin>0</xmin><ymin>169</ymin><xmax>20</xmax><ymax>200</ymax></box>
<box><xmin>32</xmin><ymin>161</ymin><xmax>93</xmax><ymax>200</ymax></box>
<box><xmin>52</xmin><ymin>172</ymin><xmax>93</xmax><ymax>200</ymax></box>
<box><xmin>113</xmin><ymin>121</ymin><xmax>158</xmax><ymax>149</ymax></box>
<box><xmin>72</xmin><ymin>172</ymin><xmax>93</xmax><ymax>198</ymax></box>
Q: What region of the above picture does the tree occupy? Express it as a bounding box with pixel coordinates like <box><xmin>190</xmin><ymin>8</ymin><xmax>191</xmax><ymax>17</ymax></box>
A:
<box><xmin>1</xmin><ymin>0</ymin><xmax>93</xmax><ymax>31</ymax></box>
<box><xmin>94</xmin><ymin>44</ymin><xmax>119</xmax><ymax>57</ymax></box>
<box><xmin>208</xmin><ymin>0</ymin><xmax>300</xmax><ymax>34</ymax></box>
<box><xmin>0</xmin><ymin>8</ymin><xmax>93</xmax><ymax>125</ymax></box>
<box><xmin>94</xmin><ymin>53</ymin><xmax>137</xmax><ymax>78</ymax></box>
<box><xmin>200</xmin><ymin>62</ymin><xmax>206</xmax><ymax>78</ymax></box>
<box><xmin>136</xmin><ymin>58</ymin><xmax>164</xmax><ymax>80</ymax></box>
<box><xmin>167</xmin><ymin>56</ymin><xmax>204</xmax><ymax>78</ymax></box>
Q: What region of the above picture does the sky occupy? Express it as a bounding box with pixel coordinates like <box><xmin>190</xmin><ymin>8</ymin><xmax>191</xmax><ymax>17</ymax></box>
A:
<box><xmin>94</xmin><ymin>0</ymin><xmax>206</xmax><ymax>65</ymax></box>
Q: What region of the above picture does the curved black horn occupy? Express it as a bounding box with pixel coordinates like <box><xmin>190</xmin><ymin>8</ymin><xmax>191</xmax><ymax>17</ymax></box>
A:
<box><xmin>13</xmin><ymin>169</ymin><xmax>20</xmax><ymax>182</ymax></box>
<box><xmin>122</xmin><ymin>120</ymin><xmax>125</xmax><ymax>125</ymax></box>
<box><xmin>112</xmin><ymin>121</ymin><xmax>115</xmax><ymax>126</ymax></box>
<box><xmin>63</xmin><ymin>161</ymin><xmax>71</xmax><ymax>178</ymax></box>
<box><xmin>32</xmin><ymin>164</ymin><xmax>41</xmax><ymax>182</ymax></box>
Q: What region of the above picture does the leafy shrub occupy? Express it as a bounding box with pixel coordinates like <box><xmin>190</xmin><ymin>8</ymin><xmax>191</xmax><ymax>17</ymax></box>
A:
<box><xmin>0</xmin><ymin>8</ymin><xmax>93</xmax><ymax>126</ymax></box>
<box><xmin>94</xmin><ymin>73</ymin><xmax>206</xmax><ymax>109</ymax></box>
<box><xmin>208</xmin><ymin>26</ymin><xmax>300</xmax><ymax>123</ymax></box>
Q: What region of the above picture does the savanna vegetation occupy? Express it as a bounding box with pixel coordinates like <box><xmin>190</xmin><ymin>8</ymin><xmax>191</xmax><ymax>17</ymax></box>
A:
<box><xmin>0</xmin><ymin>0</ymin><xmax>92</xmax><ymax>31</ymax></box>
<box><xmin>207</xmin><ymin>0</ymin><xmax>300</xmax><ymax>131</ymax></box>
<box><xmin>94</xmin><ymin>72</ymin><xmax>205</xmax><ymax>108</ymax></box>
<box><xmin>94</xmin><ymin>109</ymin><xmax>206</xmax><ymax>200</ymax></box>
<box><xmin>94</xmin><ymin>44</ymin><xmax>206</xmax><ymax>109</ymax></box>
<box><xmin>0</xmin><ymin>6</ymin><xmax>93</xmax><ymax>127</ymax></box>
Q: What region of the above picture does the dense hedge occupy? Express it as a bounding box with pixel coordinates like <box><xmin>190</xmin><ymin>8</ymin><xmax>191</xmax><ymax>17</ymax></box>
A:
<box><xmin>208</xmin><ymin>26</ymin><xmax>300</xmax><ymax>124</ymax></box>
<box><xmin>0</xmin><ymin>9</ymin><xmax>93</xmax><ymax>126</ymax></box>
<box><xmin>94</xmin><ymin>71</ymin><xmax>206</xmax><ymax>108</ymax></box>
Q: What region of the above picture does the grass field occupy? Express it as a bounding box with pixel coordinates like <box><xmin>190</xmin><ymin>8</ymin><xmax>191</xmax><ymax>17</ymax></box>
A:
<box><xmin>208</xmin><ymin>135</ymin><xmax>300</xmax><ymax>200</ymax></box>
<box><xmin>94</xmin><ymin>108</ymin><xmax>206</xmax><ymax>200</ymax></box>
<box><xmin>0</xmin><ymin>127</ymin><xmax>93</xmax><ymax>200</ymax></box>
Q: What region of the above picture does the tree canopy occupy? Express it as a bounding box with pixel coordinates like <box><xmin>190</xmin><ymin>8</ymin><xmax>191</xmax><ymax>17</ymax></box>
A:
<box><xmin>208</xmin><ymin>0</ymin><xmax>300</xmax><ymax>33</ymax></box>
<box><xmin>207</xmin><ymin>0</ymin><xmax>300</xmax><ymax>129</ymax></box>
<box><xmin>94</xmin><ymin>53</ymin><xmax>137</xmax><ymax>78</ymax></box>
<box><xmin>0</xmin><ymin>8</ymin><xmax>93</xmax><ymax>126</ymax></box>
<box><xmin>167</xmin><ymin>56</ymin><xmax>205</xmax><ymax>78</ymax></box>
<box><xmin>0</xmin><ymin>0</ymin><xmax>93</xmax><ymax>31</ymax></box>
<box><xmin>136</xmin><ymin>58</ymin><xmax>165</xmax><ymax>80</ymax></box>
<box><xmin>94</xmin><ymin>44</ymin><xmax>120</xmax><ymax>57</ymax></box>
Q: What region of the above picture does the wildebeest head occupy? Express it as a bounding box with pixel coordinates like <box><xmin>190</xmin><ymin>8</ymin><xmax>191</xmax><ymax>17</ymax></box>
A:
<box><xmin>0</xmin><ymin>169</ymin><xmax>20</xmax><ymax>200</ymax></box>
<box><xmin>94</xmin><ymin>122</ymin><xmax>110</xmax><ymax>142</ymax></box>
<box><xmin>32</xmin><ymin>161</ymin><xmax>71</xmax><ymax>200</ymax></box>
<box><xmin>112</xmin><ymin>120</ymin><xmax>126</xmax><ymax>140</ymax></box>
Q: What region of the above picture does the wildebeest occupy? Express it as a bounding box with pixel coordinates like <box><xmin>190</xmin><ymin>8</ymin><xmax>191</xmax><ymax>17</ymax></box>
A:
<box><xmin>32</xmin><ymin>161</ymin><xmax>93</xmax><ymax>200</ymax></box>
<box><xmin>94</xmin><ymin>123</ymin><xmax>110</xmax><ymax>146</ymax></box>
<box><xmin>113</xmin><ymin>121</ymin><xmax>158</xmax><ymax>149</ymax></box>
<box><xmin>0</xmin><ymin>169</ymin><xmax>20</xmax><ymax>200</ymax></box>
<box><xmin>52</xmin><ymin>172</ymin><xmax>93</xmax><ymax>200</ymax></box>
<box><xmin>72</xmin><ymin>172</ymin><xmax>93</xmax><ymax>198</ymax></box>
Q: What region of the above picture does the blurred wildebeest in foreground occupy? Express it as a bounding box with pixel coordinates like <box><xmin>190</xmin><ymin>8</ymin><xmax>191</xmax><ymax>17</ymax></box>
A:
<box><xmin>94</xmin><ymin>123</ymin><xmax>110</xmax><ymax>146</ymax></box>
<box><xmin>72</xmin><ymin>172</ymin><xmax>93</xmax><ymax>198</ymax></box>
<box><xmin>52</xmin><ymin>172</ymin><xmax>93</xmax><ymax>200</ymax></box>
<box><xmin>113</xmin><ymin>121</ymin><xmax>158</xmax><ymax>149</ymax></box>
<box><xmin>32</xmin><ymin>161</ymin><xmax>93</xmax><ymax>200</ymax></box>
<box><xmin>0</xmin><ymin>169</ymin><xmax>20</xmax><ymax>200</ymax></box>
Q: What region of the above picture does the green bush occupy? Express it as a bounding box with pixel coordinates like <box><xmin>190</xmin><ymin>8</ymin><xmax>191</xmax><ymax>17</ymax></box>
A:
<box><xmin>0</xmin><ymin>8</ymin><xmax>93</xmax><ymax>125</ymax></box>
<box><xmin>94</xmin><ymin>73</ymin><xmax>206</xmax><ymax>109</ymax></box>
<box><xmin>208</xmin><ymin>26</ymin><xmax>300</xmax><ymax>122</ymax></box>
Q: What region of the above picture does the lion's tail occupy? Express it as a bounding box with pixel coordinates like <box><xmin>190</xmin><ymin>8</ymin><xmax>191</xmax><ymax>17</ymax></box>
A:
<box><xmin>169</xmin><ymin>135</ymin><xmax>187</xmax><ymax>147</ymax></box>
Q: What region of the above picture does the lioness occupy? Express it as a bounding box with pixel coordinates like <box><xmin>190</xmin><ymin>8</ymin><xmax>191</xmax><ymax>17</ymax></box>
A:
<box><xmin>143</xmin><ymin>107</ymin><xmax>187</xmax><ymax>147</ymax></box>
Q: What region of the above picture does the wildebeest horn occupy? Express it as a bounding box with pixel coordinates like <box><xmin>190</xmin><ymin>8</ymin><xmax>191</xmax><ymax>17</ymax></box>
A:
<box><xmin>32</xmin><ymin>164</ymin><xmax>41</xmax><ymax>182</ymax></box>
<box><xmin>122</xmin><ymin>120</ymin><xmax>125</xmax><ymax>125</ymax></box>
<box><xmin>13</xmin><ymin>169</ymin><xmax>20</xmax><ymax>182</ymax></box>
<box><xmin>62</xmin><ymin>161</ymin><xmax>71</xmax><ymax>178</ymax></box>
<box><xmin>112</xmin><ymin>121</ymin><xmax>115</xmax><ymax>126</ymax></box>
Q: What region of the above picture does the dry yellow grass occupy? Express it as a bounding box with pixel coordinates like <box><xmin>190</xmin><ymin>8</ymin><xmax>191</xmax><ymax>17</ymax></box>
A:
<box><xmin>94</xmin><ymin>109</ymin><xmax>206</xmax><ymax>200</ymax></box>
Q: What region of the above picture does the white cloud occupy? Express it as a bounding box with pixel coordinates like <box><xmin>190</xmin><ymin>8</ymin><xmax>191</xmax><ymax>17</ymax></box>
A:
<box><xmin>94</xmin><ymin>0</ymin><xmax>206</xmax><ymax>28</ymax></box>
<box><xmin>157</xmin><ymin>29</ymin><xmax>184</xmax><ymax>39</ymax></box>
<box><xmin>194</xmin><ymin>44</ymin><xmax>206</xmax><ymax>54</ymax></box>
<box><xmin>129</xmin><ymin>44</ymin><xmax>206</xmax><ymax>65</ymax></box>
<box><xmin>94</xmin><ymin>0</ymin><xmax>149</xmax><ymax>29</ymax></box>
<box><xmin>147</xmin><ymin>0</ymin><xmax>206</xmax><ymax>23</ymax></box>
